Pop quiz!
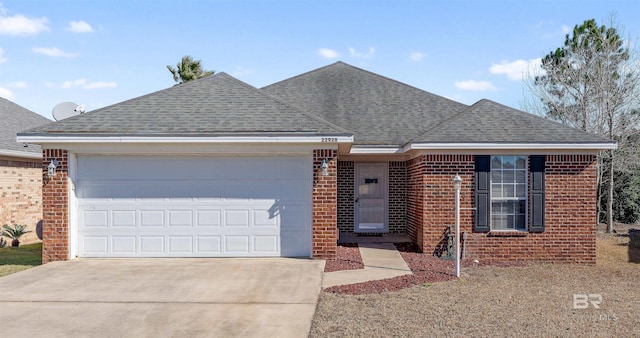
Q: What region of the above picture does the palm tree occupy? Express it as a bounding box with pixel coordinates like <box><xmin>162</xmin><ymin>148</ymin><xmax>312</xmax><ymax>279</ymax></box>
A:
<box><xmin>167</xmin><ymin>55</ymin><xmax>214</xmax><ymax>84</ymax></box>
<box><xmin>2</xmin><ymin>224</ymin><xmax>31</xmax><ymax>247</ymax></box>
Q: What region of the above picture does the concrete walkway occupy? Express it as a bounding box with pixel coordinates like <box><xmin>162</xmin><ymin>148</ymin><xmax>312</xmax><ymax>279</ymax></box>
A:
<box><xmin>322</xmin><ymin>242</ymin><xmax>412</xmax><ymax>287</ymax></box>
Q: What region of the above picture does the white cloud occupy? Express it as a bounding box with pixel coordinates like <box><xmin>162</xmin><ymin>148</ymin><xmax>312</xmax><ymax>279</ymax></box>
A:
<box><xmin>62</xmin><ymin>78</ymin><xmax>116</xmax><ymax>89</ymax></box>
<box><xmin>83</xmin><ymin>81</ymin><xmax>117</xmax><ymax>89</ymax></box>
<box><xmin>0</xmin><ymin>87</ymin><xmax>14</xmax><ymax>100</ymax></box>
<box><xmin>0</xmin><ymin>11</ymin><xmax>49</xmax><ymax>35</ymax></box>
<box><xmin>68</xmin><ymin>20</ymin><xmax>94</xmax><ymax>33</ymax></box>
<box><xmin>561</xmin><ymin>25</ymin><xmax>571</xmax><ymax>34</ymax></box>
<box><xmin>318</xmin><ymin>48</ymin><xmax>339</xmax><ymax>59</ymax></box>
<box><xmin>349</xmin><ymin>47</ymin><xmax>375</xmax><ymax>59</ymax></box>
<box><xmin>0</xmin><ymin>47</ymin><xmax>6</xmax><ymax>63</ymax></box>
<box><xmin>454</xmin><ymin>80</ymin><xmax>497</xmax><ymax>91</ymax></box>
<box><xmin>489</xmin><ymin>58</ymin><xmax>543</xmax><ymax>81</ymax></box>
<box><xmin>409</xmin><ymin>52</ymin><xmax>424</xmax><ymax>61</ymax></box>
<box><xmin>6</xmin><ymin>81</ymin><xmax>27</xmax><ymax>88</ymax></box>
<box><xmin>32</xmin><ymin>47</ymin><xmax>78</xmax><ymax>58</ymax></box>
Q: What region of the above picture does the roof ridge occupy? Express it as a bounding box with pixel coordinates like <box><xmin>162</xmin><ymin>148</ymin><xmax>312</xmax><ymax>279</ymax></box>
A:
<box><xmin>220</xmin><ymin>72</ymin><xmax>352</xmax><ymax>134</ymax></box>
<box><xmin>264</xmin><ymin>61</ymin><xmax>467</xmax><ymax>109</ymax></box>
<box><xmin>67</xmin><ymin>73</ymin><xmax>223</xmax><ymax>120</ymax></box>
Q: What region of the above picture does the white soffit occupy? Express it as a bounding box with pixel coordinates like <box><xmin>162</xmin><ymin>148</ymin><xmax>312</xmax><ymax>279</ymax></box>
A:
<box><xmin>16</xmin><ymin>135</ymin><xmax>354</xmax><ymax>144</ymax></box>
<box><xmin>404</xmin><ymin>142</ymin><xmax>618</xmax><ymax>151</ymax></box>
<box><xmin>0</xmin><ymin>149</ymin><xmax>41</xmax><ymax>159</ymax></box>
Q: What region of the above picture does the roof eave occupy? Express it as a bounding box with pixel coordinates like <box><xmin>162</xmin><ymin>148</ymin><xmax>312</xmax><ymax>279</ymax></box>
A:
<box><xmin>16</xmin><ymin>134</ymin><xmax>355</xmax><ymax>144</ymax></box>
<box><xmin>404</xmin><ymin>142</ymin><xmax>618</xmax><ymax>152</ymax></box>
<box><xmin>0</xmin><ymin>149</ymin><xmax>42</xmax><ymax>159</ymax></box>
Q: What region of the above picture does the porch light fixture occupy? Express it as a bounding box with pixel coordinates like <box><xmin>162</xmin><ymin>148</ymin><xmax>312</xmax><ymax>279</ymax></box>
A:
<box><xmin>320</xmin><ymin>159</ymin><xmax>330</xmax><ymax>176</ymax></box>
<box><xmin>452</xmin><ymin>174</ymin><xmax>462</xmax><ymax>278</ymax></box>
<box><xmin>47</xmin><ymin>159</ymin><xmax>59</xmax><ymax>178</ymax></box>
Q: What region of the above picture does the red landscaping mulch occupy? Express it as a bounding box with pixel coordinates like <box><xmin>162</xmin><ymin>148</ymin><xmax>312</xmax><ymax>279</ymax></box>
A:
<box><xmin>323</xmin><ymin>243</ymin><xmax>365</xmax><ymax>273</ymax></box>
<box><xmin>324</xmin><ymin>242</ymin><xmax>527</xmax><ymax>295</ymax></box>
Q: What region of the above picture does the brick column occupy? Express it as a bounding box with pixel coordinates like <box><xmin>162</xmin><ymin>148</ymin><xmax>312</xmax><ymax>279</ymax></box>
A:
<box><xmin>312</xmin><ymin>149</ymin><xmax>337</xmax><ymax>259</ymax></box>
<box><xmin>42</xmin><ymin>149</ymin><xmax>69</xmax><ymax>263</ymax></box>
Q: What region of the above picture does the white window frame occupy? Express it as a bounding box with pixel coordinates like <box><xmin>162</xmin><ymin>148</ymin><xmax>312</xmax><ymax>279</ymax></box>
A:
<box><xmin>489</xmin><ymin>155</ymin><xmax>528</xmax><ymax>231</ymax></box>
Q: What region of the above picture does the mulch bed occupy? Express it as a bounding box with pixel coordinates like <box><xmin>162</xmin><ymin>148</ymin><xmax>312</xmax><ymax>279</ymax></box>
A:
<box><xmin>323</xmin><ymin>243</ymin><xmax>365</xmax><ymax>272</ymax></box>
<box><xmin>325</xmin><ymin>242</ymin><xmax>527</xmax><ymax>295</ymax></box>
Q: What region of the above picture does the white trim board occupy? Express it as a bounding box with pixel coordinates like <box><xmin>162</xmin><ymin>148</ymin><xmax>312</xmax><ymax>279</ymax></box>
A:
<box><xmin>16</xmin><ymin>135</ymin><xmax>354</xmax><ymax>144</ymax></box>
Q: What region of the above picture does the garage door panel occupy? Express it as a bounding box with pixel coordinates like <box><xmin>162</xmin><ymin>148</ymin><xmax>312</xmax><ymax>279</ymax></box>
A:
<box><xmin>196</xmin><ymin>210</ymin><xmax>221</xmax><ymax>227</ymax></box>
<box><xmin>140</xmin><ymin>210</ymin><xmax>164</xmax><ymax>227</ymax></box>
<box><xmin>112</xmin><ymin>236</ymin><xmax>136</xmax><ymax>253</ymax></box>
<box><xmin>225</xmin><ymin>236</ymin><xmax>250</xmax><ymax>253</ymax></box>
<box><xmin>77</xmin><ymin>156</ymin><xmax>312</xmax><ymax>258</ymax></box>
<box><xmin>168</xmin><ymin>210</ymin><xmax>193</xmax><ymax>227</ymax></box>
<box><xmin>197</xmin><ymin>236</ymin><xmax>221</xmax><ymax>252</ymax></box>
<box><xmin>112</xmin><ymin>210</ymin><xmax>136</xmax><ymax>227</ymax></box>
<box><xmin>140</xmin><ymin>236</ymin><xmax>164</xmax><ymax>253</ymax></box>
<box><xmin>254</xmin><ymin>236</ymin><xmax>278</xmax><ymax>253</ymax></box>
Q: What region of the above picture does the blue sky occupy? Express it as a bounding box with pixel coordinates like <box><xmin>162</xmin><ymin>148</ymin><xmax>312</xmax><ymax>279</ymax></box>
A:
<box><xmin>0</xmin><ymin>0</ymin><xmax>639</xmax><ymax>119</ymax></box>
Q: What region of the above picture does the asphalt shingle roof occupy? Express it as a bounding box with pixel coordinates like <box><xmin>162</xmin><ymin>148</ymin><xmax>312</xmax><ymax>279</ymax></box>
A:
<box><xmin>0</xmin><ymin>98</ymin><xmax>50</xmax><ymax>154</ymax></box>
<box><xmin>411</xmin><ymin>99</ymin><xmax>612</xmax><ymax>144</ymax></box>
<box><xmin>264</xmin><ymin>62</ymin><xmax>614</xmax><ymax>146</ymax></box>
<box><xmin>19</xmin><ymin>62</ymin><xmax>614</xmax><ymax>147</ymax></box>
<box><xmin>263</xmin><ymin>61</ymin><xmax>468</xmax><ymax>145</ymax></box>
<box><xmin>21</xmin><ymin>73</ymin><xmax>349</xmax><ymax>137</ymax></box>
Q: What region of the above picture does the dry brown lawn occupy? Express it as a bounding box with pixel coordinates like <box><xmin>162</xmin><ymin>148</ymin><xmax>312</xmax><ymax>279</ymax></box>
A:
<box><xmin>311</xmin><ymin>225</ymin><xmax>640</xmax><ymax>337</ymax></box>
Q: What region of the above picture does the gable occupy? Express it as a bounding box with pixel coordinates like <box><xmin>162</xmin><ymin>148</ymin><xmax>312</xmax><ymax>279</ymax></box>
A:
<box><xmin>409</xmin><ymin>99</ymin><xmax>613</xmax><ymax>145</ymax></box>
<box><xmin>263</xmin><ymin>62</ymin><xmax>468</xmax><ymax>145</ymax></box>
<box><xmin>20</xmin><ymin>73</ymin><xmax>349</xmax><ymax>138</ymax></box>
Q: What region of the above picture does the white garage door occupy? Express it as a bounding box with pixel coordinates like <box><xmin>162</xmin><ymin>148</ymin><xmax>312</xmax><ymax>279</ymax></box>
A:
<box><xmin>76</xmin><ymin>155</ymin><xmax>312</xmax><ymax>258</ymax></box>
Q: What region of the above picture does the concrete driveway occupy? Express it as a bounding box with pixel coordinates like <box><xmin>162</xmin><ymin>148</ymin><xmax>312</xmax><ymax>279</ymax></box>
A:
<box><xmin>0</xmin><ymin>258</ymin><xmax>324</xmax><ymax>337</ymax></box>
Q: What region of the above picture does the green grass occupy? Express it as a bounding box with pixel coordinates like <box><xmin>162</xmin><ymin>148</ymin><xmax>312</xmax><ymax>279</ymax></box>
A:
<box><xmin>0</xmin><ymin>242</ymin><xmax>42</xmax><ymax>277</ymax></box>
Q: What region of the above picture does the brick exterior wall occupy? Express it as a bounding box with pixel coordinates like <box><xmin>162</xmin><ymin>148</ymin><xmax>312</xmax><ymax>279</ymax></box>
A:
<box><xmin>416</xmin><ymin>154</ymin><xmax>597</xmax><ymax>264</ymax></box>
<box><xmin>388</xmin><ymin>161</ymin><xmax>407</xmax><ymax>233</ymax></box>
<box><xmin>406</xmin><ymin>156</ymin><xmax>426</xmax><ymax>245</ymax></box>
<box><xmin>312</xmin><ymin>149</ymin><xmax>338</xmax><ymax>259</ymax></box>
<box><xmin>337</xmin><ymin>161</ymin><xmax>354</xmax><ymax>233</ymax></box>
<box><xmin>0</xmin><ymin>157</ymin><xmax>42</xmax><ymax>245</ymax></box>
<box><xmin>41</xmin><ymin>149</ymin><xmax>69</xmax><ymax>263</ymax></box>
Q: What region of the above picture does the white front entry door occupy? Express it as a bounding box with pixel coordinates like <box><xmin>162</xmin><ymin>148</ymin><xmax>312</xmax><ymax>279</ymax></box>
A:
<box><xmin>75</xmin><ymin>155</ymin><xmax>312</xmax><ymax>258</ymax></box>
<box><xmin>355</xmin><ymin>163</ymin><xmax>388</xmax><ymax>233</ymax></box>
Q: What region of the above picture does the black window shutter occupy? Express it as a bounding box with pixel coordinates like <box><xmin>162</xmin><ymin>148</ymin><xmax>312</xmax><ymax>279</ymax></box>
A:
<box><xmin>474</xmin><ymin>155</ymin><xmax>490</xmax><ymax>232</ymax></box>
<box><xmin>529</xmin><ymin>155</ymin><xmax>546</xmax><ymax>232</ymax></box>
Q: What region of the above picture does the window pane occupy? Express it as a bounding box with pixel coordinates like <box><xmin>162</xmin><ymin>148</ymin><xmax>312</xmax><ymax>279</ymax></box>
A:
<box><xmin>516</xmin><ymin>184</ymin><xmax>526</xmax><ymax>198</ymax></box>
<box><xmin>518</xmin><ymin>200</ymin><xmax>527</xmax><ymax>214</ymax></box>
<box><xmin>516</xmin><ymin>170</ymin><xmax>526</xmax><ymax>183</ymax></box>
<box><xmin>516</xmin><ymin>215</ymin><xmax>526</xmax><ymax>230</ymax></box>
<box><xmin>492</xmin><ymin>184</ymin><xmax>502</xmax><ymax>198</ymax></box>
<box><xmin>503</xmin><ymin>184</ymin><xmax>515</xmax><ymax>198</ymax></box>
<box><xmin>492</xmin><ymin>201</ymin><xmax>502</xmax><ymax>214</ymax></box>
<box><xmin>503</xmin><ymin>156</ymin><xmax>515</xmax><ymax>169</ymax></box>
<box><xmin>504</xmin><ymin>170</ymin><xmax>515</xmax><ymax>183</ymax></box>
<box><xmin>503</xmin><ymin>201</ymin><xmax>516</xmax><ymax>214</ymax></box>
<box><xmin>516</xmin><ymin>156</ymin><xmax>526</xmax><ymax>169</ymax></box>
<box><xmin>491</xmin><ymin>156</ymin><xmax>502</xmax><ymax>169</ymax></box>
<box><xmin>492</xmin><ymin>170</ymin><xmax>502</xmax><ymax>183</ymax></box>
<box><xmin>492</xmin><ymin>215</ymin><xmax>507</xmax><ymax>230</ymax></box>
<box><xmin>506</xmin><ymin>215</ymin><xmax>515</xmax><ymax>229</ymax></box>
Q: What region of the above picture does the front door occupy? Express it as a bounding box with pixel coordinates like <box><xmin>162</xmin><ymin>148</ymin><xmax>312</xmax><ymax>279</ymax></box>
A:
<box><xmin>355</xmin><ymin>163</ymin><xmax>388</xmax><ymax>233</ymax></box>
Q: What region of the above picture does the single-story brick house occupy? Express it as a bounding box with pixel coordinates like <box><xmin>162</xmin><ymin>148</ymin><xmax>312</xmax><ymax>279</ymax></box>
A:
<box><xmin>18</xmin><ymin>62</ymin><xmax>615</xmax><ymax>263</ymax></box>
<box><xmin>1</xmin><ymin>98</ymin><xmax>51</xmax><ymax>244</ymax></box>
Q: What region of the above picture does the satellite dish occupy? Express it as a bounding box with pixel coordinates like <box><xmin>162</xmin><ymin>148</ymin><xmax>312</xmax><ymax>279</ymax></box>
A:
<box><xmin>52</xmin><ymin>102</ymin><xmax>83</xmax><ymax>121</ymax></box>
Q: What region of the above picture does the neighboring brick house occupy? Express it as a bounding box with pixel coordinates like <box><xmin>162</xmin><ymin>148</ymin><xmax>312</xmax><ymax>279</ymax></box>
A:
<box><xmin>0</xmin><ymin>98</ymin><xmax>50</xmax><ymax>245</ymax></box>
<box><xmin>18</xmin><ymin>62</ymin><xmax>614</xmax><ymax>264</ymax></box>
